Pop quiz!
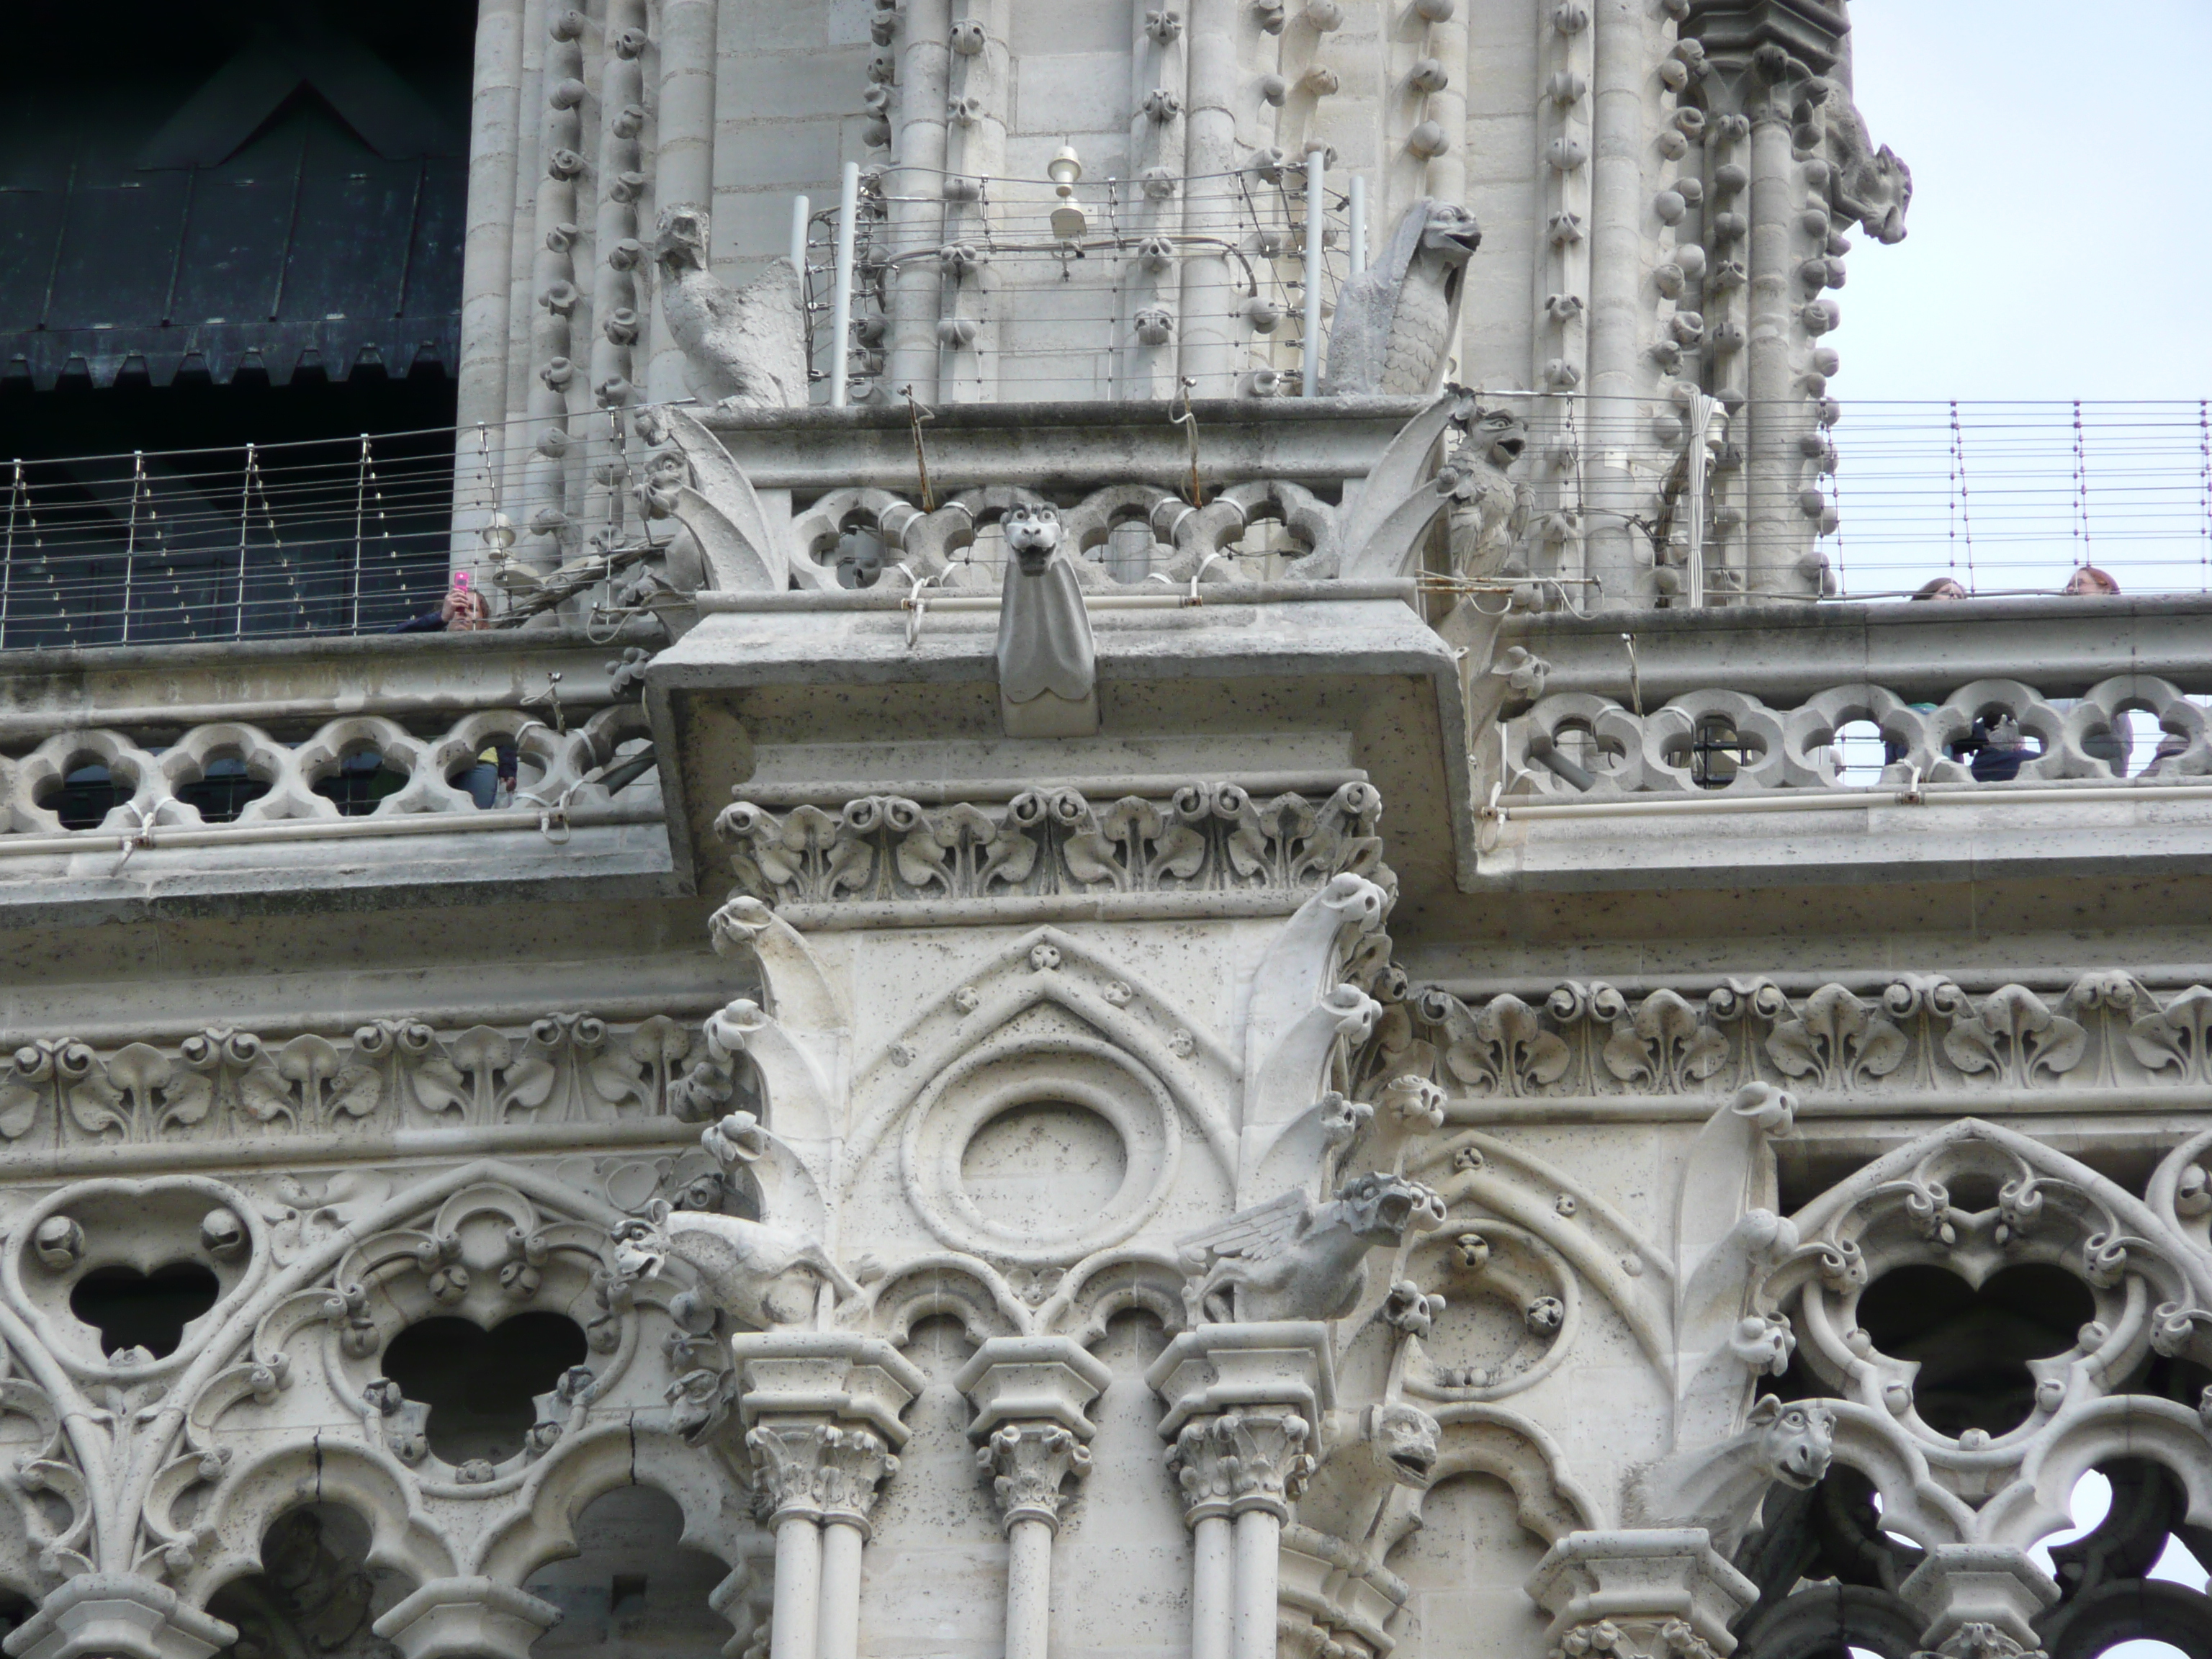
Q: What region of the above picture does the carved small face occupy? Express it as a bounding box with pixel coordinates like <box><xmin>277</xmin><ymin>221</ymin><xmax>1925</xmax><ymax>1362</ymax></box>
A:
<box><xmin>656</xmin><ymin>207</ymin><xmax>711</xmax><ymax>271</ymax></box>
<box><xmin>1470</xmin><ymin>407</ymin><xmax>1528</xmax><ymax>468</ymax></box>
<box><xmin>1372</xmin><ymin>1403</ymin><xmax>1441</xmax><ymax>1485</ymax></box>
<box><xmin>610</xmin><ymin>1218</ymin><xmax>670</xmax><ymax>1281</ymax></box>
<box><xmin>1003</xmin><ymin>503</ymin><xmax>1064</xmax><ymax>574</ymax></box>
<box><xmin>1419</xmin><ymin>203</ymin><xmax>1483</xmax><ymax>264</ymax></box>
<box><xmin>1336</xmin><ymin>1172</ymin><xmax>1448</xmax><ymax>1243</ymax></box>
<box><xmin>1752</xmin><ymin>1398</ymin><xmax>1837</xmax><ymax>1490</ymax></box>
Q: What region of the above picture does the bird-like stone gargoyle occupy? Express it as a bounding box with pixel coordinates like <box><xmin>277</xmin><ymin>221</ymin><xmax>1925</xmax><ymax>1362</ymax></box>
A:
<box><xmin>655</xmin><ymin>204</ymin><xmax>810</xmax><ymax>408</ymax></box>
<box><xmin>1321</xmin><ymin>199</ymin><xmax>1482</xmax><ymax>397</ymax></box>
<box><xmin>1177</xmin><ymin>1171</ymin><xmax>1448</xmax><ymax>1323</ymax></box>
<box><xmin>1444</xmin><ymin>398</ymin><xmax>1532</xmax><ymax>579</ymax></box>
<box><xmin>995</xmin><ymin>500</ymin><xmax>1099</xmax><ymax>737</ymax></box>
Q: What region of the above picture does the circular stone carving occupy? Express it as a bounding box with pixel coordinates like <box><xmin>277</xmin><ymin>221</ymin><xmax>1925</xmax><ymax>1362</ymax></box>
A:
<box><xmin>902</xmin><ymin>1035</ymin><xmax>1179</xmax><ymax>1265</ymax></box>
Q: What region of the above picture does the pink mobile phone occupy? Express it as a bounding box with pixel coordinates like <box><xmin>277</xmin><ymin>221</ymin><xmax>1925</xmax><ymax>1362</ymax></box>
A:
<box><xmin>451</xmin><ymin>571</ymin><xmax>474</xmax><ymax>592</ymax></box>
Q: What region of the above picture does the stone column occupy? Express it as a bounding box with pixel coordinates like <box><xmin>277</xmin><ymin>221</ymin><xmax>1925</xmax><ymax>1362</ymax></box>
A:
<box><xmin>1526</xmin><ymin>1529</ymin><xmax>1758</xmax><ymax>1658</ymax></box>
<box><xmin>1176</xmin><ymin>0</ymin><xmax>1242</xmax><ymax>396</ymax></box>
<box><xmin>452</xmin><ymin>0</ymin><xmax>525</xmax><ymax>572</ymax></box>
<box><xmin>1148</xmin><ymin>1323</ymin><xmax>1334</xmax><ymax>1659</ymax></box>
<box><xmin>1743</xmin><ymin>72</ymin><xmax>1802</xmax><ymax>599</ymax></box>
<box><xmin>1898</xmin><ymin>1547</ymin><xmax>2059</xmax><ymax>1659</ymax></box>
<box><xmin>955</xmin><ymin>1338</ymin><xmax>1113</xmax><ymax>1659</ymax></box>
<box><xmin>732</xmin><ymin>1335</ymin><xmax>925</xmax><ymax>1659</ymax></box>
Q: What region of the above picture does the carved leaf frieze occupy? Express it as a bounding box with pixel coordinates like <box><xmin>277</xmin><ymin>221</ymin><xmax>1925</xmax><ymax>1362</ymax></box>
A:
<box><xmin>717</xmin><ymin>782</ymin><xmax>1387</xmax><ymax>906</ymax></box>
<box><xmin>1397</xmin><ymin>974</ymin><xmax>2212</xmax><ymax>1102</ymax></box>
<box><xmin>0</xmin><ymin>1014</ymin><xmax>712</xmax><ymax>1150</ymax></box>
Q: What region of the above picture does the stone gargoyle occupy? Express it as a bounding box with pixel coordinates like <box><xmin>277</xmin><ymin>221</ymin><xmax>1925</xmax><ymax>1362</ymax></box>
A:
<box><xmin>1624</xmin><ymin>1394</ymin><xmax>1838</xmax><ymax>1556</ymax></box>
<box><xmin>995</xmin><ymin>500</ymin><xmax>1099</xmax><ymax>737</ymax></box>
<box><xmin>1321</xmin><ymin>199</ymin><xmax>1481</xmax><ymax>397</ymax></box>
<box><xmin>1444</xmin><ymin>399</ymin><xmax>1532</xmax><ymax>580</ymax></box>
<box><xmin>1802</xmin><ymin>79</ymin><xmax>1911</xmax><ymax>245</ymax></box>
<box><xmin>1177</xmin><ymin>1171</ymin><xmax>1448</xmax><ymax>1323</ymax></box>
<box><xmin>611</xmin><ymin>1147</ymin><xmax>861</xmax><ymax>1331</ymax></box>
<box><xmin>655</xmin><ymin>204</ymin><xmax>810</xmax><ymax>408</ymax></box>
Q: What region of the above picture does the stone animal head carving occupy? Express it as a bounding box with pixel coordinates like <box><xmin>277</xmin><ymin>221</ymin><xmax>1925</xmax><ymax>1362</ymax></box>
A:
<box><xmin>1370</xmin><ymin>1402</ymin><xmax>1442</xmax><ymax>1485</ymax></box>
<box><xmin>655</xmin><ymin>205</ymin><xmax>711</xmax><ymax>275</ymax></box>
<box><xmin>1462</xmin><ymin>405</ymin><xmax>1529</xmax><ymax>472</ymax></box>
<box><xmin>1419</xmin><ymin>201</ymin><xmax>1483</xmax><ymax>266</ymax></box>
<box><xmin>1003</xmin><ymin>502</ymin><xmax>1065</xmax><ymax>575</ymax></box>
<box><xmin>1748</xmin><ymin>1395</ymin><xmax>1835</xmax><ymax>1490</ymax></box>
<box><xmin>1849</xmin><ymin>145</ymin><xmax>1912</xmax><ymax>245</ymax></box>
<box><xmin>1334</xmin><ymin>1171</ymin><xmax>1449</xmax><ymax>1244</ymax></box>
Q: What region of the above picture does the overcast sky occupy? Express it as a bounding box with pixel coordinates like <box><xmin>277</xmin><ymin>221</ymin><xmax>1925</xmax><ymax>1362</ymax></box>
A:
<box><xmin>1844</xmin><ymin>0</ymin><xmax>2212</xmax><ymax>401</ymax></box>
<box><xmin>1826</xmin><ymin>2</ymin><xmax>2212</xmax><ymax>598</ymax></box>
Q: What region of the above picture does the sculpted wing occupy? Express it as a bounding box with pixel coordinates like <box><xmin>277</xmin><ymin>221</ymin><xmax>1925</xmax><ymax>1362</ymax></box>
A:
<box><xmin>1174</xmin><ymin>1188</ymin><xmax>1314</xmax><ymax>1267</ymax></box>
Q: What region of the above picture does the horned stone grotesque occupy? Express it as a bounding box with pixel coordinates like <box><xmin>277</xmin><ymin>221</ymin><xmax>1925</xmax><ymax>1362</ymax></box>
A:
<box><xmin>1176</xmin><ymin>1171</ymin><xmax>1449</xmax><ymax>1323</ymax></box>
<box><xmin>1321</xmin><ymin>199</ymin><xmax>1482</xmax><ymax>397</ymax></box>
<box><xmin>994</xmin><ymin>501</ymin><xmax>1099</xmax><ymax>737</ymax></box>
<box><xmin>655</xmin><ymin>204</ymin><xmax>810</xmax><ymax>408</ymax></box>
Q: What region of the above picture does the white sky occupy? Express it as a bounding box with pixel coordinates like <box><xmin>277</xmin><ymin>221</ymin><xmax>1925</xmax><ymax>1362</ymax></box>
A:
<box><xmin>1843</xmin><ymin>0</ymin><xmax>2212</xmax><ymax>402</ymax></box>
<box><xmin>1821</xmin><ymin>2</ymin><xmax>2212</xmax><ymax>598</ymax></box>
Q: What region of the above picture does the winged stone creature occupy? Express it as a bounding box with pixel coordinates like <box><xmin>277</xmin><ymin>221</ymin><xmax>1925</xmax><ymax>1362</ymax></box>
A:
<box><xmin>1444</xmin><ymin>399</ymin><xmax>1533</xmax><ymax>579</ymax></box>
<box><xmin>1178</xmin><ymin>1170</ymin><xmax>1448</xmax><ymax>1324</ymax></box>
<box><xmin>655</xmin><ymin>204</ymin><xmax>810</xmax><ymax>409</ymax></box>
<box><xmin>1321</xmin><ymin>199</ymin><xmax>1482</xmax><ymax>397</ymax></box>
<box><xmin>611</xmin><ymin>1187</ymin><xmax>861</xmax><ymax>1332</ymax></box>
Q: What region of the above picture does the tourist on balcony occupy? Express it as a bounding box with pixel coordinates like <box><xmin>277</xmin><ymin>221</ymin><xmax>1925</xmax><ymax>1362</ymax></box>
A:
<box><xmin>1912</xmin><ymin>576</ymin><xmax>1969</xmax><ymax>601</ymax></box>
<box><xmin>454</xmin><ymin>737</ymin><xmax>520</xmax><ymax>810</ymax></box>
<box><xmin>393</xmin><ymin>573</ymin><xmax>492</xmax><ymax>633</ymax></box>
<box><xmin>2064</xmin><ymin>565</ymin><xmax>2121</xmax><ymax>596</ymax></box>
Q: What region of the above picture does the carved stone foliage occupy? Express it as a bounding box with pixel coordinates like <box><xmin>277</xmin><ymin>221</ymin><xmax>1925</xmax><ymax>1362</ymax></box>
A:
<box><xmin>1502</xmin><ymin>675</ymin><xmax>2211</xmax><ymax>797</ymax></box>
<box><xmin>719</xmin><ymin>782</ymin><xmax>1385</xmax><ymax>907</ymax></box>
<box><xmin>1388</xmin><ymin>973</ymin><xmax>2212</xmax><ymax>1101</ymax></box>
<box><xmin>0</xmin><ymin>1015</ymin><xmax>721</xmax><ymax>1148</ymax></box>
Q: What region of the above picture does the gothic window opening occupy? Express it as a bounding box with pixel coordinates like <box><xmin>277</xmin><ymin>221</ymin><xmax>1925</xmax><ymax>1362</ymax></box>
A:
<box><xmin>523</xmin><ymin>1486</ymin><xmax>739</xmax><ymax>1658</ymax></box>
<box><xmin>1852</xmin><ymin>1262</ymin><xmax>2095</xmax><ymax>1439</ymax></box>
<box><xmin>68</xmin><ymin>1259</ymin><xmax>221</xmax><ymax>1358</ymax></box>
<box><xmin>378</xmin><ymin>1312</ymin><xmax>588</xmax><ymax>1467</ymax></box>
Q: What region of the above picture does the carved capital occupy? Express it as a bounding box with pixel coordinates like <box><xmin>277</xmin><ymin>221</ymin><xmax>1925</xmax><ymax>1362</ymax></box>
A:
<box><xmin>978</xmin><ymin>1422</ymin><xmax>1092</xmax><ymax>1533</ymax></box>
<box><xmin>1527</xmin><ymin>1531</ymin><xmax>1757</xmax><ymax>1659</ymax></box>
<box><xmin>1168</xmin><ymin>1408</ymin><xmax>1316</xmax><ymax>1523</ymax></box>
<box><xmin>745</xmin><ymin>1420</ymin><xmax>900</xmax><ymax>1530</ymax></box>
<box><xmin>1898</xmin><ymin>1548</ymin><xmax>2059</xmax><ymax>1659</ymax></box>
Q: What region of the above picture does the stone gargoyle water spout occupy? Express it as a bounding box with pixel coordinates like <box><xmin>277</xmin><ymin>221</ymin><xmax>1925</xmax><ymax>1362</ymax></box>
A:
<box><xmin>994</xmin><ymin>501</ymin><xmax>1099</xmax><ymax>737</ymax></box>
<box><xmin>1177</xmin><ymin>1170</ymin><xmax>1448</xmax><ymax>1323</ymax></box>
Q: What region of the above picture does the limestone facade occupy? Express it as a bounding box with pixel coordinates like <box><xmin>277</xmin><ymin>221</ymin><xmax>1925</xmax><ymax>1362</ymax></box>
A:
<box><xmin>0</xmin><ymin>6</ymin><xmax>2206</xmax><ymax>1659</ymax></box>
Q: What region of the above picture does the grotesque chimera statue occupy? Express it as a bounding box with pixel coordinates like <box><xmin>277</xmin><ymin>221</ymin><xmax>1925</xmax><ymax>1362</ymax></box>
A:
<box><xmin>1321</xmin><ymin>200</ymin><xmax>1482</xmax><ymax>397</ymax></box>
<box><xmin>655</xmin><ymin>204</ymin><xmax>810</xmax><ymax>408</ymax></box>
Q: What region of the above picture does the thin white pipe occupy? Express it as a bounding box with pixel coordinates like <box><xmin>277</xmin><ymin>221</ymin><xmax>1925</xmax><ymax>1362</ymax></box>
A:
<box><xmin>1002</xmin><ymin>1516</ymin><xmax>1053</xmax><ymax>1659</ymax></box>
<box><xmin>1300</xmin><ymin>151</ymin><xmax>1326</xmax><ymax>399</ymax></box>
<box><xmin>768</xmin><ymin>1516</ymin><xmax>822</xmax><ymax>1659</ymax></box>
<box><xmin>1346</xmin><ymin>175</ymin><xmax>1367</xmax><ymax>279</ymax></box>
<box><xmin>790</xmin><ymin>194</ymin><xmax>811</xmax><ymax>279</ymax></box>
<box><xmin>829</xmin><ymin>163</ymin><xmax>861</xmax><ymax>409</ymax></box>
<box><xmin>1493</xmin><ymin>781</ymin><xmax>2212</xmax><ymax>824</ymax></box>
<box><xmin>816</xmin><ymin>1520</ymin><xmax>866</xmax><ymax>1659</ymax></box>
<box><xmin>1189</xmin><ymin>1514</ymin><xmax>1233</xmax><ymax>1659</ymax></box>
